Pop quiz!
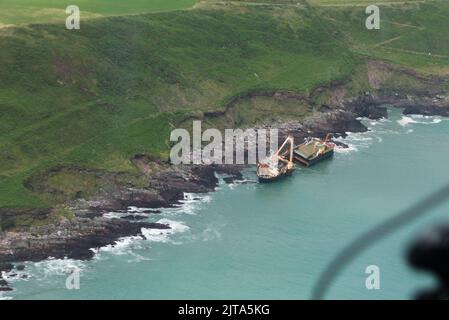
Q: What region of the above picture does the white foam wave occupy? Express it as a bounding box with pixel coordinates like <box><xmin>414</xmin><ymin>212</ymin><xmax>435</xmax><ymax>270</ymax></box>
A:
<box><xmin>98</xmin><ymin>235</ymin><xmax>145</xmax><ymax>255</ymax></box>
<box><xmin>397</xmin><ymin>116</ymin><xmax>417</xmax><ymax>127</ymax></box>
<box><xmin>6</xmin><ymin>193</ymin><xmax>211</xmax><ymax>295</ymax></box>
<box><xmin>398</xmin><ymin>115</ymin><xmax>444</xmax><ymax>127</ymax></box>
<box><xmin>1</xmin><ymin>269</ymin><xmax>30</xmax><ymax>284</ymax></box>
<box><xmin>35</xmin><ymin>258</ymin><xmax>85</xmax><ymax>275</ymax></box>
<box><xmin>368</xmin><ymin>117</ymin><xmax>391</xmax><ymax>127</ymax></box>
<box><xmin>103</xmin><ymin>212</ymin><xmax>125</xmax><ymax>219</ymax></box>
<box><xmin>141</xmin><ymin>219</ymin><xmax>189</xmax><ymax>243</ymax></box>
<box><xmin>334</xmin><ymin>131</ymin><xmax>373</xmax><ymax>154</ymax></box>
<box><xmin>95</xmin><ymin>219</ymin><xmax>190</xmax><ymax>257</ymax></box>
<box><xmin>103</xmin><ymin>206</ymin><xmax>161</xmax><ymax>219</ymax></box>
<box><xmin>183</xmin><ymin>193</ymin><xmax>212</xmax><ymax>203</ymax></box>
<box><xmin>105</xmin><ymin>192</ymin><xmax>212</xmax><ymax>220</ymax></box>
<box><xmin>103</xmin><ymin>211</ymin><xmax>148</xmax><ymax>220</ymax></box>
<box><xmin>162</xmin><ymin>193</ymin><xmax>211</xmax><ymax>216</ymax></box>
<box><xmin>27</xmin><ymin>258</ymin><xmax>87</xmax><ymax>282</ymax></box>
<box><xmin>335</xmin><ymin>143</ymin><xmax>359</xmax><ymax>154</ymax></box>
<box><xmin>0</xmin><ymin>258</ymin><xmax>88</xmax><ymax>299</ymax></box>
<box><xmin>335</xmin><ymin>112</ymin><xmax>432</xmax><ymax>154</ymax></box>
<box><xmin>94</xmin><ymin>192</ymin><xmax>208</xmax><ymax>257</ymax></box>
<box><xmin>0</xmin><ymin>258</ymin><xmax>87</xmax><ymax>299</ymax></box>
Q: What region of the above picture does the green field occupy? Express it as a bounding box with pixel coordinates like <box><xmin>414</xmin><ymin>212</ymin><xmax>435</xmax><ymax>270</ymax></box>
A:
<box><xmin>0</xmin><ymin>0</ymin><xmax>196</xmax><ymax>26</ymax></box>
<box><xmin>1</xmin><ymin>0</ymin><xmax>449</xmax><ymax>222</ymax></box>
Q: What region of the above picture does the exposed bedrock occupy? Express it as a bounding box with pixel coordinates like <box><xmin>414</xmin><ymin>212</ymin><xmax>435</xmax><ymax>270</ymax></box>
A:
<box><xmin>303</xmin><ymin>110</ymin><xmax>368</xmax><ymax>137</ymax></box>
<box><xmin>0</xmin><ymin>218</ymin><xmax>169</xmax><ymax>263</ymax></box>
<box><xmin>344</xmin><ymin>92</ymin><xmax>449</xmax><ymax>118</ymax></box>
<box><xmin>403</xmin><ymin>104</ymin><xmax>449</xmax><ymax>117</ymax></box>
<box><xmin>344</xmin><ymin>96</ymin><xmax>388</xmax><ymax>120</ymax></box>
<box><xmin>71</xmin><ymin>163</ymin><xmax>244</xmax><ymax>215</ymax></box>
<box><xmin>0</xmin><ymin>218</ymin><xmax>169</xmax><ymax>291</ymax></box>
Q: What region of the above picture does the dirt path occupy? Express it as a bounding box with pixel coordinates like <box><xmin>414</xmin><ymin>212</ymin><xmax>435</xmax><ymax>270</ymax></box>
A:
<box><xmin>381</xmin><ymin>46</ymin><xmax>449</xmax><ymax>59</ymax></box>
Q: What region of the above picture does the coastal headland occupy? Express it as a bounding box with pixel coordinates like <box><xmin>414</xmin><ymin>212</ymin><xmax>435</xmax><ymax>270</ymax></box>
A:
<box><xmin>2</xmin><ymin>0</ymin><xmax>449</xmax><ymax>291</ymax></box>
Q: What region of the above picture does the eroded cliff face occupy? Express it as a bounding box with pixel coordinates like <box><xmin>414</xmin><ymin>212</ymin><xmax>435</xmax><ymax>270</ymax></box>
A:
<box><xmin>315</xmin><ymin>60</ymin><xmax>449</xmax><ymax>119</ymax></box>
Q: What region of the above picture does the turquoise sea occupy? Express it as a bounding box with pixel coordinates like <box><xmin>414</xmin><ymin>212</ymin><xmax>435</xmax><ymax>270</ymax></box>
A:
<box><xmin>2</xmin><ymin>108</ymin><xmax>449</xmax><ymax>300</ymax></box>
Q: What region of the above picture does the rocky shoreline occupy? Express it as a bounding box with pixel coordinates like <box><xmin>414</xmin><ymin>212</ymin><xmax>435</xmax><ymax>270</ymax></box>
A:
<box><xmin>1</xmin><ymin>60</ymin><xmax>449</xmax><ymax>293</ymax></box>
<box><xmin>0</xmin><ymin>164</ymin><xmax>246</xmax><ymax>292</ymax></box>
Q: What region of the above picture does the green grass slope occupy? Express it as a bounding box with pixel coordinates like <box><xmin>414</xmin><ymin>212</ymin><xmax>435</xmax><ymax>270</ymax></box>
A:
<box><xmin>313</xmin><ymin>0</ymin><xmax>449</xmax><ymax>74</ymax></box>
<box><xmin>0</xmin><ymin>4</ymin><xmax>355</xmax><ymax>208</ymax></box>
<box><xmin>0</xmin><ymin>0</ymin><xmax>448</xmax><ymax>212</ymax></box>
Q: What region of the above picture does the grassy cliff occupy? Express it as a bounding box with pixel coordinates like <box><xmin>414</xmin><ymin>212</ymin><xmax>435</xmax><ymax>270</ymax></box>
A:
<box><xmin>0</xmin><ymin>0</ymin><xmax>448</xmax><ymax>218</ymax></box>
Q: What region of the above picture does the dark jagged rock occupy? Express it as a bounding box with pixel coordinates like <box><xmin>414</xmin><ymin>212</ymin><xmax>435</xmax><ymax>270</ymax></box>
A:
<box><xmin>303</xmin><ymin>110</ymin><xmax>368</xmax><ymax>137</ymax></box>
<box><xmin>347</xmin><ymin>92</ymin><xmax>449</xmax><ymax>118</ymax></box>
<box><xmin>80</xmin><ymin>164</ymin><xmax>235</xmax><ymax>213</ymax></box>
<box><xmin>403</xmin><ymin>105</ymin><xmax>449</xmax><ymax>117</ymax></box>
<box><xmin>118</xmin><ymin>189</ymin><xmax>168</xmax><ymax>209</ymax></box>
<box><xmin>121</xmin><ymin>215</ymin><xmax>148</xmax><ymax>221</ymax></box>
<box><xmin>0</xmin><ymin>278</ymin><xmax>12</xmax><ymax>292</ymax></box>
<box><xmin>0</xmin><ymin>263</ymin><xmax>13</xmax><ymax>273</ymax></box>
<box><xmin>141</xmin><ymin>209</ymin><xmax>161</xmax><ymax>214</ymax></box>
<box><xmin>345</xmin><ymin>98</ymin><xmax>388</xmax><ymax>120</ymax></box>
<box><xmin>0</xmin><ymin>219</ymin><xmax>169</xmax><ymax>263</ymax></box>
<box><xmin>214</xmin><ymin>165</ymin><xmax>244</xmax><ymax>184</ymax></box>
<box><xmin>0</xmin><ymin>263</ymin><xmax>13</xmax><ymax>292</ymax></box>
<box><xmin>223</xmin><ymin>176</ymin><xmax>240</xmax><ymax>184</ymax></box>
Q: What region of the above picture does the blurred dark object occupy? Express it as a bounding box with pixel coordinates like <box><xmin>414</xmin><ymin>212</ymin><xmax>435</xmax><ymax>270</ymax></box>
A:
<box><xmin>408</xmin><ymin>225</ymin><xmax>449</xmax><ymax>300</ymax></box>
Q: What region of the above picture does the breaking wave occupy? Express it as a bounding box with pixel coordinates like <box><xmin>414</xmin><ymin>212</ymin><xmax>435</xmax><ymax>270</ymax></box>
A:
<box><xmin>141</xmin><ymin>219</ymin><xmax>190</xmax><ymax>243</ymax></box>
<box><xmin>95</xmin><ymin>192</ymin><xmax>212</xmax><ymax>257</ymax></box>
<box><xmin>334</xmin><ymin>132</ymin><xmax>376</xmax><ymax>154</ymax></box>
<box><xmin>0</xmin><ymin>257</ymin><xmax>90</xmax><ymax>299</ymax></box>
<box><xmin>336</xmin><ymin>113</ymin><xmax>445</xmax><ymax>154</ymax></box>
<box><xmin>95</xmin><ymin>235</ymin><xmax>147</xmax><ymax>256</ymax></box>
<box><xmin>397</xmin><ymin>115</ymin><xmax>444</xmax><ymax>127</ymax></box>
<box><xmin>397</xmin><ymin>115</ymin><xmax>417</xmax><ymax>127</ymax></box>
<box><xmin>33</xmin><ymin>258</ymin><xmax>86</xmax><ymax>278</ymax></box>
<box><xmin>3</xmin><ymin>191</ymin><xmax>211</xmax><ymax>299</ymax></box>
<box><xmin>95</xmin><ymin>219</ymin><xmax>190</xmax><ymax>258</ymax></box>
<box><xmin>163</xmin><ymin>193</ymin><xmax>212</xmax><ymax>216</ymax></box>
